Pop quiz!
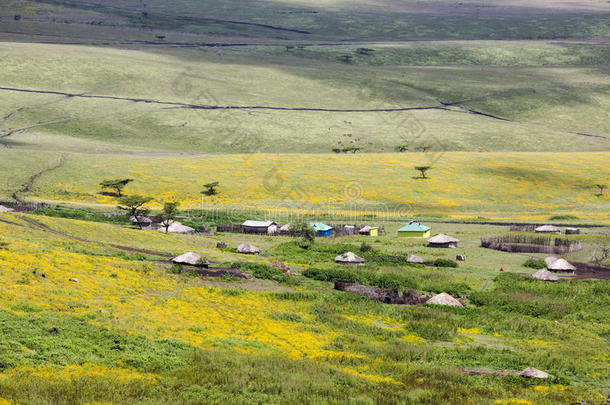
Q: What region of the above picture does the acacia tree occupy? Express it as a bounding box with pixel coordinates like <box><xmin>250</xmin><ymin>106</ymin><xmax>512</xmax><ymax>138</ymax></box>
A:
<box><xmin>595</xmin><ymin>184</ymin><xmax>607</xmax><ymax>197</ymax></box>
<box><xmin>415</xmin><ymin>166</ymin><xmax>431</xmax><ymax>179</ymax></box>
<box><xmin>160</xmin><ymin>201</ymin><xmax>180</xmax><ymax>233</ymax></box>
<box><xmin>100</xmin><ymin>178</ymin><xmax>133</xmax><ymax>196</ymax></box>
<box><xmin>201</xmin><ymin>182</ymin><xmax>219</xmax><ymax>196</ymax></box>
<box><xmin>117</xmin><ymin>195</ymin><xmax>153</xmax><ymax>229</ymax></box>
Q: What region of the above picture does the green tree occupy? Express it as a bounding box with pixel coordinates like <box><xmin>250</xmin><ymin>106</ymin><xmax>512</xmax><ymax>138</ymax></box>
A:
<box><xmin>100</xmin><ymin>178</ymin><xmax>133</xmax><ymax>196</ymax></box>
<box><xmin>117</xmin><ymin>195</ymin><xmax>153</xmax><ymax>229</ymax></box>
<box><xmin>289</xmin><ymin>219</ymin><xmax>316</xmax><ymax>247</ymax></box>
<box><xmin>415</xmin><ymin>166</ymin><xmax>431</xmax><ymax>179</ymax></box>
<box><xmin>160</xmin><ymin>201</ymin><xmax>180</xmax><ymax>234</ymax></box>
<box><xmin>201</xmin><ymin>182</ymin><xmax>219</xmax><ymax>196</ymax></box>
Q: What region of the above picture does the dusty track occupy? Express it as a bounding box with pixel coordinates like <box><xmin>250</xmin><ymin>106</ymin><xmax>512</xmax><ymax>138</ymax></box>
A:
<box><xmin>11</xmin><ymin>154</ymin><xmax>67</xmax><ymax>202</ymax></box>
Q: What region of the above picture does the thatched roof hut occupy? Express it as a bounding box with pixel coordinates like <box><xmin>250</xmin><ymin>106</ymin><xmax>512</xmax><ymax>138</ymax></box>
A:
<box><xmin>547</xmin><ymin>258</ymin><xmax>576</xmax><ymax>272</ymax></box>
<box><xmin>531</xmin><ymin>269</ymin><xmax>559</xmax><ymax>282</ymax></box>
<box><xmin>358</xmin><ymin>225</ymin><xmax>379</xmax><ymax>236</ymax></box>
<box><xmin>172</xmin><ymin>252</ymin><xmax>206</xmax><ymax>266</ymax></box>
<box><xmin>334</xmin><ymin>252</ymin><xmax>365</xmax><ymax>265</ymax></box>
<box><xmin>407</xmin><ymin>254</ymin><xmax>426</xmax><ymax>264</ymax></box>
<box><xmin>518</xmin><ymin>367</ymin><xmax>549</xmax><ymax>378</ymax></box>
<box><xmin>0</xmin><ymin>205</ymin><xmax>15</xmax><ymax>212</ymax></box>
<box><xmin>428</xmin><ymin>234</ymin><xmax>459</xmax><ymax>248</ymax></box>
<box><xmin>426</xmin><ymin>292</ymin><xmax>462</xmax><ymax>306</ymax></box>
<box><xmin>544</xmin><ymin>256</ymin><xmax>559</xmax><ymax>267</ymax></box>
<box><xmin>159</xmin><ymin>221</ymin><xmax>195</xmax><ymax>234</ymax></box>
<box><xmin>237</xmin><ymin>243</ymin><xmax>260</xmax><ymax>254</ymax></box>
<box><xmin>535</xmin><ymin>225</ymin><xmax>561</xmax><ymax>234</ymax></box>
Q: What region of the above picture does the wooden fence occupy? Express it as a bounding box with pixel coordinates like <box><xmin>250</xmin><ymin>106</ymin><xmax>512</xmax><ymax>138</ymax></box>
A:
<box><xmin>481</xmin><ymin>235</ymin><xmax>582</xmax><ymax>254</ymax></box>
<box><xmin>0</xmin><ymin>201</ymin><xmax>49</xmax><ymax>212</ymax></box>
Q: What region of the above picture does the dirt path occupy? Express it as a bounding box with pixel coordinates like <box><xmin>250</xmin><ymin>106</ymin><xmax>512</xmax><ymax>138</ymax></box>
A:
<box><xmin>0</xmin><ymin>86</ymin><xmax>450</xmax><ymax>113</ymax></box>
<box><xmin>2</xmin><ymin>86</ymin><xmax>608</xmax><ymax>142</ymax></box>
<box><xmin>11</xmin><ymin>154</ymin><xmax>67</xmax><ymax>202</ymax></box>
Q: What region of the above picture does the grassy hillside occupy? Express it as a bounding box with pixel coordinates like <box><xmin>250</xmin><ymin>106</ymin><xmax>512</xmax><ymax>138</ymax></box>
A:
<box><xmin>0</xmin><ymin>150</ymin><xmax>608</xmax><ymax>222</ymax></box>
<box><xmin>0</xmin><ymin>42</ymin><xmax>608</xmax><ymax>153</ymax></box>
<box><xmin>0</xmin><ymin>213</ymin><xmax>608</xmax><ymax>404</ymax></box>
<box><xmin>2</xmin><ymin>0</ymin><xmax>609</xmax><ymax>42</ymax></box>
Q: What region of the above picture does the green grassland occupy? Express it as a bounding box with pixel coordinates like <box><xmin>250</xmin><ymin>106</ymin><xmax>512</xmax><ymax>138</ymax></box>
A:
<box><xmin>0</xmin><ymin>42</ymin><xmax>608</xmax><ymax>154</ymax></box>
<box><xmin>0</xmin><ymin>0</ymin><xmax>609</xmax><ymax>403</ymax></box>
<box><xmin>0</xmin><ymin>150</ymin><xmax>608</xmax><ymax>222</ymax></box>
<box><xmin>0</xmin><ymin>212</ymin><xmax>608</xmax><ymax>404</ymax></box>
<box><xmin>3</xmin><ymin>0</ymin><xmax>609</xmax><ymax>42</ymax></box>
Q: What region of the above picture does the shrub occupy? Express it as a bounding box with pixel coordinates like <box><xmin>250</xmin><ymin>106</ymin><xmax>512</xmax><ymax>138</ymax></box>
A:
<box><xmin>359</xmin><ymin>242</ymin><xmax>373</xmax><ymax>252</ymax></box>
<box><xmin>523</xmin><ymin>258</ymin><xmax>545</xmax><ymax>269</ymax></box>
<box><xmin>302</xmin><ymin>267</ymin><xmax>359</xmax><ymax>283</ymax></box>
<box><xmin>432</xmin><ymin>258</ymin><xmax>458</xmax><ymax>268</ymax></box>
<box><xmin>168</xmin><ymin>264</ymin><xmax>182</xmax><ymax>274</ymax></box>
<box><xmin>549</xmin><ymin>215</ymin><xmax>578</xmax><ymax>220</ymax></box>
<box><xmin>231</xmin><ymin>262</ymin><xmax>296</xmax><ymax>285</ymax></box>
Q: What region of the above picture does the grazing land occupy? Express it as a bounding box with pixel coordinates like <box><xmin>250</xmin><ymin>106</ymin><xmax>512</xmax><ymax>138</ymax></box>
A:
<box><xmin>0</xmin><ymin>150</ymin><xmax>608</xmax><ymax>222</ymax></box>
<box><xmin>0</xmin><ymin>213</ymin><xmax>608</xmax><ymax>404</ymax></box>
<box><xmin>0</xmin><ymin>0</ymin><xmax>608</xmax><ymax>403</ymax></box>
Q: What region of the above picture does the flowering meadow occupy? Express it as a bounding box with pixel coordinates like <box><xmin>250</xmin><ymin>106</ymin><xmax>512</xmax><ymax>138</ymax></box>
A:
<box><xmin>0</xmin><ymin>212</ymin><xmax>608</xmax><ymax>403</ymax></box>
<box><xmin>1</xmin><ymin>151</ymin><xmax>608</xmax><ymax>223</ymax></box>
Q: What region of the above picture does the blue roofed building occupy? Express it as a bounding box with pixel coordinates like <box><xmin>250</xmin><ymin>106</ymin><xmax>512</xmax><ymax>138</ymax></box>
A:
<box><xmin>310</xmin><ymin>222</ymin><xmax>333</xmax><ymax>237</ymax></box>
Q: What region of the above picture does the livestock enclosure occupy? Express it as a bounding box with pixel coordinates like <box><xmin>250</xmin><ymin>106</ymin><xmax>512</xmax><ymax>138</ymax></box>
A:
<box><xmin>481</xmin><ymin>235</ymin><xmax>582</xmax><ymax>254</ymax></box>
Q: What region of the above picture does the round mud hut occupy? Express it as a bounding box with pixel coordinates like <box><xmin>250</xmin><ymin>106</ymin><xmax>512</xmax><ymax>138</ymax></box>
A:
<box><xmin>237</xmin><ymin>243</ymin><xmax>260</xmax><ymax>254</ymax></box>
<box><xmin>427</xmin><ymin>234</ymin><xmax>459</xmax><ymax>248</ymax></box>
<box><xmin>531</xmin><ymin>269</ymin><xmax>559</xmax><ymax>281</ymax></box>
<box><xmin>425</xmin><ymin>292</ymin><xmax>462</xmax><ymax>306</ymax></box>
<box><xmin>334</xmin><ymin>252</ymin><xmax>365</xmax><ymax>265</ymax></box>
<box><xmin>547</xmin><ymin>258</ymin><xmax>576</xmax><ymax>273</ymax></box>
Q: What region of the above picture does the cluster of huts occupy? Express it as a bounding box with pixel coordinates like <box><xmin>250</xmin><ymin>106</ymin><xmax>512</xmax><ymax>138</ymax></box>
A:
<box><xmin>241</xmin><ymin>221</ymin><xmax>377</xmax><ymax>237</ymax></box>
<box><xmin>531</xmin><ymin>256</ymin><xmax>577</xmax><ymax>281</ymax></box>
<box><xmin>130</xmin><ymin>215</ymin><xmax>198</xmax><ymax>234</ymax></box>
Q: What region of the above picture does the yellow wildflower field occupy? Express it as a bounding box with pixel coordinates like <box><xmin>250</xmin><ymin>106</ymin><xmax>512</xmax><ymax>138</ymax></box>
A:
<box><xmin>2</xmin><ymin>151</ymin><xmax>608</xmax><ymax>222</ymax></box>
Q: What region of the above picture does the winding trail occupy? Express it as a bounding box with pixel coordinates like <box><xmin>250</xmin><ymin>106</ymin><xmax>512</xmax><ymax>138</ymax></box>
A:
<box><xmin>0</xmin><ymin>86</ymin><xmax>448</xmax><ymax>113</ymax></box>
<box><xmin>11</xmin><ymin>154</ymin><xmax>67</xmax><ymax>202</ymax></box>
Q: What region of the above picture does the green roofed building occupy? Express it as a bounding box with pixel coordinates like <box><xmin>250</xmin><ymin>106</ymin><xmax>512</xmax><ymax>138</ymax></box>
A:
<box><xmin>397</xmin><ymin>221</ymin><xmax>430</xmax><ymax>238</ymax></box>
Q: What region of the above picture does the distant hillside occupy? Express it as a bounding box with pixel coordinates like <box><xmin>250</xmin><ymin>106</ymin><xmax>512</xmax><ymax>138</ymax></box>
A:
<box><xmin>2</xmin><ymin>0</ymin><xmax>609</xmax><ymax>42</ymax></box>
<box><xmin>0</xmin><ymin>42</ymin><xmax>608</xmax><ymax>154</ymax></box>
